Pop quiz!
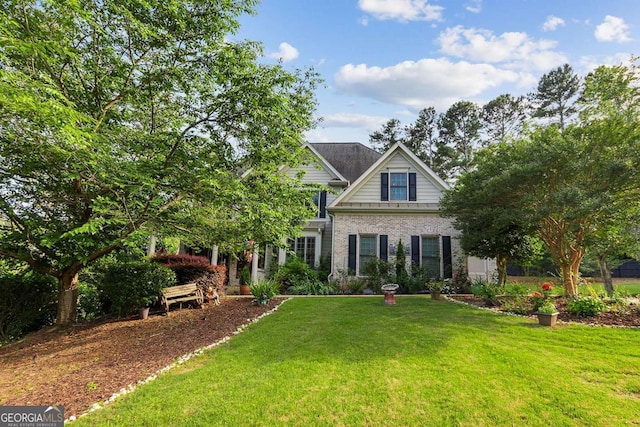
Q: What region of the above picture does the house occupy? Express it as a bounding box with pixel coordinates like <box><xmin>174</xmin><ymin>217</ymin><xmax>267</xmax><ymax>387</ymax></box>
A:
<box><xmin>241</xmin><ymin>141</ymin><xmax>495</xmax><ymax>285</ymax></box>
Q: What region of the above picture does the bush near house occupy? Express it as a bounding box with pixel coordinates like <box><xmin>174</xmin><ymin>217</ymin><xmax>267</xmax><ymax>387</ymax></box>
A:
<box><xmin>102</xmin><ymin>261</ymin><xmax>176</xmax><ymax>316</ymax></box>
<box><xmin>152</xmin><ymin>254</ymin><xmax>227</xmax><ymax>297</ymax></box>
<box><xmin>0</xmin><ymin>272</ymin><xmax>57</xmax><ymax>343</ymax></box>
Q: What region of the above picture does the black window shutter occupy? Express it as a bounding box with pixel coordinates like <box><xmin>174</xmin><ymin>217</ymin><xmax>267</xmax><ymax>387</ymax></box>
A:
<box><xmin>381</xmin><ymin>173</ymin><xmax>389</xmax><ymax>201</ymax></box>
<box><xmin>379</xmin><ymin>235</ymin><xmax>388</xmax><ymax>262</ymax></box>
<box><xmin>409</xmin><ymin>172</ymin><xmax>417</xmax><ymax>201</ymax></box>
<box><xmin>411</xmin><ymin>235</ymin><xmax>420</xmax><ymax>266</ymax></box>
<box><xmin>348</xmin><ymin>234</ymin><xmax>357</xmax><ymax>274</ymax></box>
<box><xmin>442</xmin><ymin>236</ymin><xmax>452</xmax><ymax>278</ymax></box>
<box><xmin>319</xmin><ymin>191</ymin><xmax>327</xmax><ymax>218</ymax></box>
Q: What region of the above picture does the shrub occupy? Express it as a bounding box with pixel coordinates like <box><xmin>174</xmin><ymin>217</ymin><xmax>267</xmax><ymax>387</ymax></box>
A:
<box><xmin>274</xmin><ymin>256</ymin><xmax>318</xmax><ymax>289</ymax></box>
<box><xmin>360</xmin><ymin>258</ymin><xmax>393</xmax><ymax>294</ymax></box>
<box><xmin>102</xmin><ymin>261</ymin><xmax>176</xmax><ymax>316</ymax></box>
<box><xmin>503</xmin><ymin>283</ymin><xmax>529</xmax><ymax>296</ymax></box>
<box><xmin>499</xmin><ymin>295</ymin><xmax>529</xmax><ymax>315</ymax></box>
<box><xmin>470</xmin><ymin>279</ymin><xmax>502</xmax><ymax>305</ymax></box>
<box><xmin>77</xmin><ymin>281</ymin><xmax>103</xmax><ymax>321</ymax></box>
<box><xmin>288</xmin><ymin>278</ymin><xmax>337</xmax><ymax>295</ymax></box>
<box><xmin>0</xmin><ymin>272</ymin><xmax>57</xmax><ymax>342</ymax></box>
<box><xmin>317</xmin><ymin>255</ymin><xmax>331</xmax><ymax>283</ymax></box>
<box><xmin>249</xmin><ymin>279</ymin><xmax>280</xmax><ymax>304</ymax></box>
<box><xmin>567</xmin><ymin>296</ymin><xmax>608</xmax><ymax>317</ymax></box>
<box><xmin>449</xmin><ymin>263</ymin><xmax>471</xmax><ymax>293</ymax></box>
<box><xmin>152</xmin><ymin>253</ymin><xmax>226</xmax><ymax>296</ymax></box>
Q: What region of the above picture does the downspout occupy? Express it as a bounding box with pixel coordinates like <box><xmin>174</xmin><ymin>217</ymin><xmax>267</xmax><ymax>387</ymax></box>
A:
<box><xmin>327</xmin><ymin>212</ymin><xmax>335</xmax><ymax>282</ymax></box>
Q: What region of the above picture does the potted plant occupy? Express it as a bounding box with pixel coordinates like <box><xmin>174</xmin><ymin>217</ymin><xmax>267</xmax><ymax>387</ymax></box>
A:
<box><xmin>249</xmin><ymin>279</ymin><xmax>279</xmax><ymax>305</ymax></box>
<box><xmin>535</xmin><ymin>300</ymin><xmax>559</xmax><ymax>327</ymax></box>
<box><xmin>239</xmin><ymin>265</ymin><xmax>252</xmax><ymax>295</ymax></box>
<box><xmin>426</xmin><ymin>279</ymin><xmax>445</xmax><ymax>300</ymax></box>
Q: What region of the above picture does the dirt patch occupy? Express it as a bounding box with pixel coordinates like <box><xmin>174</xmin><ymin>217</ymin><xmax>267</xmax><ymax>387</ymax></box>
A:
<box><xmin>448</xmin><ymin>295</ymin><xmax>640</xmax><ymax>327</ymax></box>
<box><xmin>0</xmin><ymin>297</ymin><xmax>285</xmax><ymax>419</ymax></box>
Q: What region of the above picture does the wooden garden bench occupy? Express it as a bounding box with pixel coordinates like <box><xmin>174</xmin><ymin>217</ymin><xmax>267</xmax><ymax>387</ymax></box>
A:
<box><xmin>161</xmin><ymin>283</ymin><xmax>204</xmax><ymax>312</ymax></box>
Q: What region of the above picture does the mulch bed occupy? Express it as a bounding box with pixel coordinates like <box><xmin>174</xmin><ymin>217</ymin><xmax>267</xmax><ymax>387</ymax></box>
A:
<box><xmin>448</xmin><ymin>294</ymin><xmax>640</xmax><ymax>327</ymax></box>
<box><xmin>0</xmin><ymin>297</ymin><xmax>285</xmax><ymax>420</ymax></box>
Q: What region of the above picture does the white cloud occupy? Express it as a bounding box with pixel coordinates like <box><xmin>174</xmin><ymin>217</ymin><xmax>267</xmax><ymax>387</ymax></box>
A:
<box><xmin>594</xmin><ymin>16</ymin><xmax>631</xmax><ymax>42</ymax></box>
<box><xmin>465</xmin><ymin>0</ymin><xmax>482</xmax><ymax>13</ymax></box>
<box><xmin>358</xmin><ymin>0</ymin><xmax>443</xmax><ymax>23</ymax></box>
<box><xmin>320</xmin><ymin>113</ymin><xmax>390</xmax><ymax>131</ymax></box>
<box><xmin>542</xmin><ymin>15</ymin><xmax>565</xmax><ymax>32</ymax></box>
<box><xmin>438</xmin><ymin>26</ymin><xmax>567</xmax><ymax>71</ymax></box>
<box><xmin>267</xmin><ymin>42</ymin><xmax>299</xmax><ymax>62</ymax></box>
<box><xmin>334</xmin><ymin>58</ymin><xmax>520</xmax><ymax>110</ymax></box>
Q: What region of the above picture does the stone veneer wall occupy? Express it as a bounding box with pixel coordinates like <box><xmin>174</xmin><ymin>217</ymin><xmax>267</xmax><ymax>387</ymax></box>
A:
<box><xmin>332</xmin><ymin>212</ymin><xmax>462</xmax><ymax>275</ymax></box>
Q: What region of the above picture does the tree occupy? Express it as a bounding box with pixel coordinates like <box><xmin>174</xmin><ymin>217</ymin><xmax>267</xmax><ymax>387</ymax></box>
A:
<box><xmin>480</xmin><ymin>94</ymin><xmax>527</xmax><ymax>145</ymax></box>
<box><xmin>499</xmin><ymin>120</ymin><xmax>638</xmax><ymax>296</ymax></box>
<box><xmin>438</xmin><ymin>100</ymin><xmax>482</xmax><ymax>175</ymax></box>
<box><xmin>575</xmin><ymin>62</ymin><xmax>640</xmax><ymax>294</ymax></box>
<box><xmin>440</xmin><ymin>146</ymin><xmax>542</xmax><ymax>285</ymax></box>
<box><xmin>0</xmin><ymin>0</ymin><xmax>320</xmax><ymax>324</ymax></box>
<box><xmin>368</xmin><ymin>108</ymin><xmax>455</xmax><ymax>180</ymax></box>
<box><xmin>528</xmin><ymin>63</ymin><xmax>580</xmax><ymax>129</ymax></box>
<box><xmin>369</xmin><ymin>118</ymin><xmax>404</xmax><ymax>153</ymax></box>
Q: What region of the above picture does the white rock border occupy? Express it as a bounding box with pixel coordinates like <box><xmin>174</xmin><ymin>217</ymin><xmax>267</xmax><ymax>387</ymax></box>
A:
<box><xmin>66</xmin><ymin>297</ymin><xmax>292</xmax><ymax>423</ymax></box>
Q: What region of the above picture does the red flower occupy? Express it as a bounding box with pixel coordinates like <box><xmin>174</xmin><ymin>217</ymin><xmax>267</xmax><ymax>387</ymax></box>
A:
<box><xmin>541</xmin><ymin>283</ymin><xmax>553</xmax><ymax>291</ymax></box>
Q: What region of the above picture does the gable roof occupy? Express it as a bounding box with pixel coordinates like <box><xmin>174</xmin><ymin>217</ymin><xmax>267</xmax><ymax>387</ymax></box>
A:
<box><xmin>309</xmin><ymin>142</ymin><xmax>381</xmax><ymax>184</ymax></box>
<box><xmin>330</xmin><ymin>142</ymin><xmax>450</xmax><ymax>207</ymax></box>
<box><xmin>303</xmin><ymin>143</ymin><xmax>349</xmax><ymax>183</ymax></box>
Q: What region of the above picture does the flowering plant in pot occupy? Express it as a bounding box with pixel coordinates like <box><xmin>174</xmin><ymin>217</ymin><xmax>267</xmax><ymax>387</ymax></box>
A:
<box><xmin>535</xmin><ymin>300</ymin><xmax>559</xmax><ymax>326</ymax></box>
<box><xmin>426</xmin><ymin>279</ymin><xmax>446</xmax><ymax>300</ymax></box>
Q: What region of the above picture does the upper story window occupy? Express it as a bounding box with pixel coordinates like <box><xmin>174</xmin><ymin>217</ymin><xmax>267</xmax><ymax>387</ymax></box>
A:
<box><xmin>390</xmin><ymin>173</ymin><xmax>407</xmax><ymax>200</ymax></box>
<box><xmin>381</xmin><ymin>172</ymin><xmax>417</xmax><ymax>201</ymax></box>
<box><xmin>311</xmin><ymin>190</ymin><xmax>327</xmax><ymax>218</ymax></box>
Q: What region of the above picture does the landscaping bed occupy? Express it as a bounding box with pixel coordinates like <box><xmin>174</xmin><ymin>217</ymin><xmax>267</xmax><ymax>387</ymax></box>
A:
<box><xmin>448</xmin><ymin>294</ymin><xmax>640</xmax><ymax>327</ymax></box>
<box><xmin>0</xmin><ymin>297</ymin><xmax>284</xmax><ymax>420</ymax></box>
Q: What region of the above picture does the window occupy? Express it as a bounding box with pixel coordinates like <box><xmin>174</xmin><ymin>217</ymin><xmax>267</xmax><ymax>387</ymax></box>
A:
<box><xmin>381</xmin><ymin>172</ymin><xmax>417</xmax><ymax>201</ymax></box>
<box><xmin>421</xmin><ymin>236</ymin><xmax>440</xmax><ymax>277</ymax></box>
<box><xmin>311</xmin><ymin>190</ymin><xmax>327</xmax><ymax>218</ymax></box>
<box><xmin>359</xmin><ymin>235</ymin><xmax>377</xmax><ymax>272</ymax></box>
<box><xmin>390</xmin><ymin>173</ymin><xmax>407</xmax><ymax>200</ymax></box>
<box><xmin>288</xmin><ymin>237</ymin><xmax>316</xmax><ymax>267</ymax></box>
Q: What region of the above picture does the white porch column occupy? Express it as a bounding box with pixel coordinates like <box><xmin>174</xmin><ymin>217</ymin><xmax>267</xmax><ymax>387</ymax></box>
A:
<box><xmin>147</xmin><ymin>235</ymin><xmax>157</xmax><ymax>257</ymax></box>
<box><xmin>315</xmin><ymin>229</ymin><xmax>322</xmax><ymax>267</ymax></box>
<box><xmin>211</xmin><ymin>245</ymin><xmax>219</xmax><ymax>266</ymax></box>
<box><xmin>251</xmin><ymin>247</ymin><xmax>259</xmax><ymax>284</ymax></box>
<box><xmin>278</xmin><ymin>247</ymin><xmax>287</xmax><ymax>265</ymax></box>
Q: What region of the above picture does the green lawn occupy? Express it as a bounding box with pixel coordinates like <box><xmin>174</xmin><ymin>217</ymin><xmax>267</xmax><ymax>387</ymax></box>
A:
<box><xmin>73</xmin><ymin>297</ymin><xmax>640</xmax><ymax>426</ymax></box>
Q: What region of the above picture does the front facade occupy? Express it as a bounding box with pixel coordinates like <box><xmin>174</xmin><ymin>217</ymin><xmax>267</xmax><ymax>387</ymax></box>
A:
<box><xmin>238</xmin><ymin>141</ymin><xmax>495</xmax><ymax>285</ymax></box>
<box><xmin>327</xmin><ymin>143</ymin><xmax>461</xmax><ymax>278</ymax></box>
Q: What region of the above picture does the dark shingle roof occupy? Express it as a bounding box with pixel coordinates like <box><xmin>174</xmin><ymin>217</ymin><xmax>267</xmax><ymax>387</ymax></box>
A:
<box><xmin>310</xmin><ymin>142</ymin><xmax>381</xmax><ymax>184</ymax></box>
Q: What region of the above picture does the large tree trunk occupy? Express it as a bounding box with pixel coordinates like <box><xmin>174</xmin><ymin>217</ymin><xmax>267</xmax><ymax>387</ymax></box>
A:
<box><xmin>56</xmin><ymin>270</ymin><xmax>80</xmax><ymax>325</ymax></box>
<box><xmin>597</xmin><ymin>253</ymin><xmax>614</xmax><ymax>296</ymax></box>
<box><xmin>496</xmin><ymin>255</ymin><xmax>507</xmax><ymax>286</ymax></box>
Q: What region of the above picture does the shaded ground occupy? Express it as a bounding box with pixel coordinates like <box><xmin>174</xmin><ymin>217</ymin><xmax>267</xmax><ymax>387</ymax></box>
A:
<box><xmin>448</xmin><ymin>295</ymin><xmax>640</xmax><ymax>327</ymax></box>
<box><xmin>0</xmin><ymin>297</ymin><xmax>284</xmax><ymax>419</ymax></box>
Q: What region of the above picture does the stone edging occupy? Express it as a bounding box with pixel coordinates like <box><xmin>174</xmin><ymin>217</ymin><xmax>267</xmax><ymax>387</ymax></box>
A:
<box><xmin>67</xmin><ymin>297</ymin><xmax>292</xmax><ymax>423</ymax></box>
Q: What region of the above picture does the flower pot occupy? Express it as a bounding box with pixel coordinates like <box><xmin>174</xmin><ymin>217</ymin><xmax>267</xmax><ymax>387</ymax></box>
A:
<box><xmin>239</xmin><ymin>284</ymin><xmax>251</xmax><ymax>295</ymax></box>
<box><xmin>138</xmin><ymin>307</ymin><xmax>150</xmax><ymax>320</ymax></box>
<box><xmin>536</xmin><ymin>312</ymin><xmax>558</xmax><ymax>327</ymax></box>
<box><xmin>430</xmin><ymin>291</ymin><xmax>441</xmax><ymax>300</ymax></box>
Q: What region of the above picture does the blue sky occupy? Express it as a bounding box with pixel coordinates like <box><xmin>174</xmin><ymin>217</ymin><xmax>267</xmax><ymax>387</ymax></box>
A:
<box><xmin>236</xmin><ymin>0</ymin><xmax>640</xmax><ymax>145</ymax></box>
